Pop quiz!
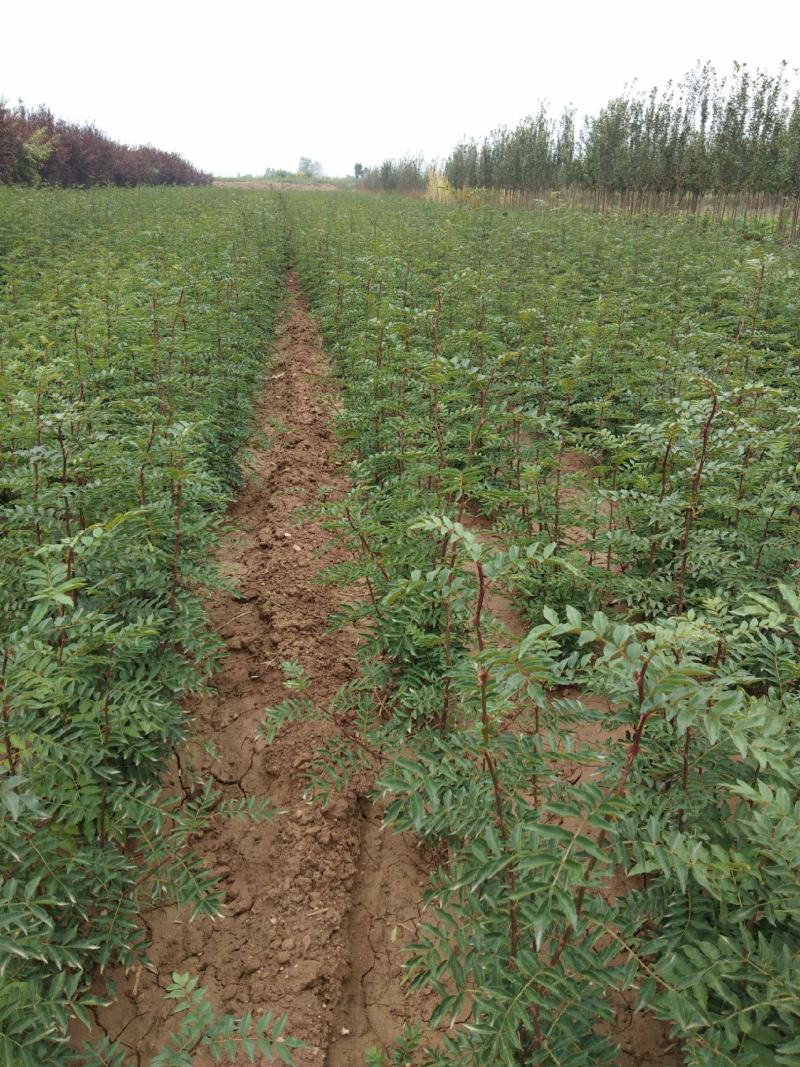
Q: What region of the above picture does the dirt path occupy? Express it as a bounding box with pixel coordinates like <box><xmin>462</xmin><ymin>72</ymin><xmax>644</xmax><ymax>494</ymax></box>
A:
<box><xmin>90</xmin><ymin>274</ymin><xmax>420</xmax><ymax>1065</ymax></box>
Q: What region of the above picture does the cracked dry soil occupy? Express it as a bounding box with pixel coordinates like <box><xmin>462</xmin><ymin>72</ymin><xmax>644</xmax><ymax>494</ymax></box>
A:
<box><xmin>90</xmin><ymin>274</ymin><xmax>426</xmax><ymax>1065</ymax></box>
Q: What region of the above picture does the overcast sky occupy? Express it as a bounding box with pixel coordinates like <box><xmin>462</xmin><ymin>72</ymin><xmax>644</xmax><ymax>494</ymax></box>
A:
<box><xmin>3</xmin><ymin>0</ymin><xmax>798</xmax><ymax>178</ymax></box>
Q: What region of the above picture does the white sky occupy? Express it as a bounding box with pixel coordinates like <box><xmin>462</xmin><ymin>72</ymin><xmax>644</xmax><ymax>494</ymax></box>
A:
<box><xmin>3</xmin><ymin>0</ymin><xmax>798</xmax><ymax>178</ymax></box>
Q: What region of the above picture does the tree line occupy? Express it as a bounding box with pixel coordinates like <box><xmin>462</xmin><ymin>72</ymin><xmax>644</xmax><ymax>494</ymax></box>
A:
<box><xmin>444</xmin><ymin>63</ymin><xmax>800</xmax><ymax>211</ymax></box>
<box><xmin>356</xmin><ymin>155</ymin><xmax>427</xmax><ymax>192</ymax></box>
<box><xmin>0</xmin><ymin>101</ymin><xmax>211</xmax><ymax>186</ymax></box>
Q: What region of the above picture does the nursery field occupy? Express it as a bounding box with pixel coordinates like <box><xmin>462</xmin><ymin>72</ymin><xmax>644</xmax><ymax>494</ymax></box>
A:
<box><xmin>2</xmin><ymin>186</ymin><xmax>800</xmax><ymax>1067</ymax></box>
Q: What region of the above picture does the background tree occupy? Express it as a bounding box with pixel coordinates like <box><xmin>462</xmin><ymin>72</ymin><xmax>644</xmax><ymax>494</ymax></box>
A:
<box><xmin>359</xmin><ymin>155</ymin><xmax>426</xmax><ymax>192</ymax></box>
<box><xmin>297</xmin><ymin>156</ymin><xmax>323</xmax><ymax>178</ymax></box>
<box><xmin>0</xmin><ymin>99</ymin><xmax>209</xmax><ymax>186</ymax></box>
<box><xmin>442</xmin><ymin>60</ymin><xmax>800</xmax><ymax>229</ymax></box>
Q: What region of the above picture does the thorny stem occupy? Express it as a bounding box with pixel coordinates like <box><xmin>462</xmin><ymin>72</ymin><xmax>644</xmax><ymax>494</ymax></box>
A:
<box><xmin>138</xmin><ymin>418</ymin><xmax>157</xmax><ymax>508</ymax></box>
<box><xmin>478</xmin><ymin>665</ymin><xmax>520</xmax><ymax>961</ymax></box>
<box><xmin>473</xmin><ymin>560</ymin><xmax>487</xmax><ymax>653</ymax></box>
<box><xmin>474</xmin><ymin>563</ymin><xmax>520</xmax><ymax>961</ymax></box>
<box><xmin>755</xmin><ymin>505</ymin><xmax>777</xmax><ymax>571</ymax></box>
<box><xmin>98</xmin><ymin>657</ymin><xmax>115</xmax><ymax>847</ymax></box>
<box><xmin>344</xmin><ymin>506</ymin><xmax>390</xmax><ymax>582</ymax></box>
<box><xmin>171</xmin><ymin>479</ymin><xmax>183</xmax><ymax>607</ymax></box>
<box><xmin>675</xmin><ymin>385</ymin><xmax>718</xmax><ymax>613</ymax></box>
<box><xmin>56</xmin><ymin>424</ymin><xmax>72</xmax><ymax>537</ymax></box>
<box><xmin>679</xmin><ymin>728</ymin><xmax>692</xmax><ymax>832</ymax></box>
<box><xmin>549</xmin><ymin>652</ymin><xmax>656</xmax><ymax>968</ymax></box>
<box><xmin>440</xmin><ymin>567</ymin><xmax>455</xmax><ymax>734</ymax></box>
<box><xmin>1</xmin><ymin>649</ymin><xmax>18</xmax><ymax>773</ymax></box>
<box><xmin>330</xmin><ymin>715</ymin><xmax>385</xmax><ymax>762</ymax></box>
<box><xmin>647</xmin><ymin>436</ymin><xmax>675</xmax><ymax>575</ymax></box>
<box><xmin>454</xmin><ymin>367</ymin><xmax>498</xmax><ymax>524</ymax></box>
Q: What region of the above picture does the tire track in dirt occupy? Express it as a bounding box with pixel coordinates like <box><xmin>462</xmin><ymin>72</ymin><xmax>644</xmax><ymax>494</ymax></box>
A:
<box><xmin>89</xmin><ymin>273</ymin><xmax>420</xmax><ymax>1066</ymax></box>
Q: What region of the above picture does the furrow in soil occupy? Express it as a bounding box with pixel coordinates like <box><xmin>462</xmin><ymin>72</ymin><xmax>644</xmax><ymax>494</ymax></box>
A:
<box><xmin>90</xmin><ymin>272</ymin><xmax>413</xmax><ymax>1066</ymax></box>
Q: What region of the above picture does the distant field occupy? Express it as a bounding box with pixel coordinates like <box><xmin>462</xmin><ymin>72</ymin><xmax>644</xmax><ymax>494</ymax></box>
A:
<box><xmin>213</xmin><ymin>176</ymin><xmax>347</xmax><ymax>191</ymax></box>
